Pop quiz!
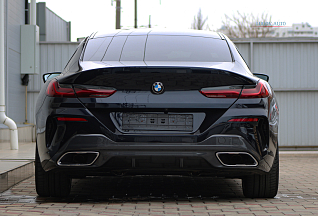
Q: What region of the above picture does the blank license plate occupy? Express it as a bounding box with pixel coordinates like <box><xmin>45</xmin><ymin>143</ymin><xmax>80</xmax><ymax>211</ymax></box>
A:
<box><xmin>122</xmin><ymin>113</ymin><xmax>193</xmax><ymax>131</ymax></box>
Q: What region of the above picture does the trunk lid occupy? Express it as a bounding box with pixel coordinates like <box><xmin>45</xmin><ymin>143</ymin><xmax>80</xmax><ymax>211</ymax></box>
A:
<box><xmin>58</xmin><ymin>64</ymin><xmax>256</xmax><ymax>134</ymax></box>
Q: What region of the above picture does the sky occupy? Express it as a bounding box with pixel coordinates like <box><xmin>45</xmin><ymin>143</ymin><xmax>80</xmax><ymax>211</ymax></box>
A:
<box><xmin>40</xmin><ymin>0</ymin><xmax>317</xmax><ymax>42</ymax></box>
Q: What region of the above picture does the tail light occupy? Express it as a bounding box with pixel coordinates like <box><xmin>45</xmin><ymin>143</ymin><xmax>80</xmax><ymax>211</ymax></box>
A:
<box><xmin>46</xmin><ymin>80</ymin><xmax>76</xmax><ymax>97</ymax></box>
<box><xmin>200</xmin><ymin>88</ymin><xmax>241</xmax><ymax>98</ymax></box>
<box><xmin>240</xmin><ymin>81</ymin><xmax>269</xmax><ymax>98</ymax></box>
<box><xmin>74</xmin><ymin>86</ymin><xmax>116</xmax><ymax>98</ymax></box>
<box><xmin>200</xmin><ymin>80</ymin><xmax>269</xmax><ymax>99</ymax></box>
<box><xmin>46</xmin><ymin>80</ymin><xmax>116</xmax><ymax>98</ymax></box>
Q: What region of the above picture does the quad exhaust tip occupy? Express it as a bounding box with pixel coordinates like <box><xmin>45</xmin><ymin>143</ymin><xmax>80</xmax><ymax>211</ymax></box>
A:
<box><xmin>216</xmin><ymin>152</ymin><xmax>258</xmax><ymax>167</ymax></box>
<box><xmin>57</xmin><ymin>151</ymin><xmax>99</xmax><ymax>166</ymax></box>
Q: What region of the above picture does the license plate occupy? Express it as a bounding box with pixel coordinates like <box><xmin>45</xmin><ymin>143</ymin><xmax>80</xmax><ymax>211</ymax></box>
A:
<box><xmin>121</xmin><ymin>113</ymin><xmax>193</xmax><ymax>131</ymax></box>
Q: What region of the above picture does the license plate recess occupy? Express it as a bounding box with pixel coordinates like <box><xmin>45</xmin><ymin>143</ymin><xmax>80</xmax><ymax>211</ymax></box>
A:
<box><xmin>121</xmin><ymin>113</ymin><xmax>193</xmax><ymax>131</ymax></box>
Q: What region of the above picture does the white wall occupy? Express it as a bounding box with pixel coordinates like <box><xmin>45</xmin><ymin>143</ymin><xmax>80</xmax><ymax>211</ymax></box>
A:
<box><xmin>45</xmin><ymin>7</ymin><xmax>70</xmax><ymax>41</ymax></box>
<box><xmin>5</xmin><ymin>0</ymin><xmax>26</xmax><ymax>123</ymax></box>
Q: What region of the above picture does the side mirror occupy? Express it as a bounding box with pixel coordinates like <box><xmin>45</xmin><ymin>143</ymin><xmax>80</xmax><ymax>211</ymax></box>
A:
<box><xmin>253</xmin><ymin>73</ymin><xmax>269</xmax><ymax>82</ymax></box>
<box><xmin>43</xmin><ymin>72</ymin><xmax>61</xmax><ymax>83</ymax></box>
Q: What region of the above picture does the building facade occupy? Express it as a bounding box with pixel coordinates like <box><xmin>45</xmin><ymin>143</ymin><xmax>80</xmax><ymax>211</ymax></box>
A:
<box><xmin>2</xmin><ymin>0</ymin><xmax>70</xmax><ymax>125</ymax></box>
<box><xmin>273</xmin><ymin>23</ymin><xmax>318</xmax><ymax>38</ymax></box>
<box><xmin>219</xmin><ymin>22</ymin><xmax>318</xmax><ymax>38</ymax></box>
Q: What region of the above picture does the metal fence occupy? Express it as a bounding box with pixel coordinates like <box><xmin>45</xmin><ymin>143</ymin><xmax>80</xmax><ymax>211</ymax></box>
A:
<box><xmin>234</xmin><ymin>38</ymin><xmax>318</xmax><ymax>147</ymax></box>
<box><xmin>28</xmin><ymin>38</ymin><xmax>318</xmax><ymax>147</ymax></box>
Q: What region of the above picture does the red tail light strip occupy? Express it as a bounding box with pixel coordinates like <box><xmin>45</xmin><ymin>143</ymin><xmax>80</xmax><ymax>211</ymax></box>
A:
<box><xmin>74</xmin><ymin>88</ymin><xmax>116</xmax><ymax>98</ymax></box>
<box><xmin>199</xmin><ymin>89</ymin><xmax>241</xmax><ymax>98</ymax></box>
<box><xmin>57</xmin><ymin>117</ymin><xmax>88</xmax><ymax>122</ymax></box>
<box><xmin>228</xmin><ymin>118</ymin><xmax>259</xmax><ymax>122</ymax></box>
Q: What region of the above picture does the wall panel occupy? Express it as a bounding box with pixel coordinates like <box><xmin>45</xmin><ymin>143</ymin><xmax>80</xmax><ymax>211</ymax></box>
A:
<box><xmin>28</xmin><ymin>42</ymin><xmax>79</xmax><ymax>124</ymax></box>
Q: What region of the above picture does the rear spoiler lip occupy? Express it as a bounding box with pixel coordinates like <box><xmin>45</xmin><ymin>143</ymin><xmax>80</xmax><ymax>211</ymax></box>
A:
<box><xmin>79</xmin><ymin>60</ymin><xmax>240</xmax><ymax>72</ymax></box>
<box><xmin>58</xmin><ymin>66</ymin><xmax>258</xmax><ymax>86</ymax></box>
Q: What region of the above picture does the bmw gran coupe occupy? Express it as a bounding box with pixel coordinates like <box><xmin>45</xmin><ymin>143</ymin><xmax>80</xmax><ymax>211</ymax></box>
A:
<box><xmin>35</xmin><ymin>29</ymin><xmax>279</xmax><ymax>198</ymax></box>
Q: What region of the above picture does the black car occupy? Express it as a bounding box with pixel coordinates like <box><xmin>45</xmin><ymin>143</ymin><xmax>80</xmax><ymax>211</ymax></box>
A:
<box><xmin>35</xmin><ymin>29</ymin><xmax>279</xmax><ymax>198</ymax></box>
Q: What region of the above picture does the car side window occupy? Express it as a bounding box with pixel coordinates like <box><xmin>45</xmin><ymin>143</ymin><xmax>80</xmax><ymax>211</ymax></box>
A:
<box><xmin>63</xmin><ymin>39</ymin><xmax>86</xmax><ymax>74</ymax></box>
<box><xmin>235</xmin><ymin>46</ymin><xmax>250</xmax><ymax>70</ymax></box>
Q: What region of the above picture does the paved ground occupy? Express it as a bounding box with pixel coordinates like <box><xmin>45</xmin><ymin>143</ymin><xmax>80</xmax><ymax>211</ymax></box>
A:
<box><xmin>0</xmin><ymin>154</ymin><xmax>318</xmax><ymax>215</ymax></box>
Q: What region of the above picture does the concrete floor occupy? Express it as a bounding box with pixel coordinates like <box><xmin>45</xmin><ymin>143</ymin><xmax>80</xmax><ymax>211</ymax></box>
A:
<box><xmin>0</xmin><ymin>142</ymin><xmax>35</xmax><ymax>173</ymax></box>
<box><xmin>0</xmin><ymin>142</ymin><xmax>35</xmax><ymax>193</ymax></box>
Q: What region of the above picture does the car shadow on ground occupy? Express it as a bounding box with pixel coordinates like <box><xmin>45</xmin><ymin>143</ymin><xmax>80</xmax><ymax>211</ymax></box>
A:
<box><xmin>35</xmin><ymin>176</ymin><xmax>245</xmax><ymax>203</ymax></box>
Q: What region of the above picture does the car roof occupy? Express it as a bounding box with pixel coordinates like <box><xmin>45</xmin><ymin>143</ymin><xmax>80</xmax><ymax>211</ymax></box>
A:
<box><xmin>93</xmin><ymin>29</ymin><xmax>222</xmax><ymax>39</ymax></box>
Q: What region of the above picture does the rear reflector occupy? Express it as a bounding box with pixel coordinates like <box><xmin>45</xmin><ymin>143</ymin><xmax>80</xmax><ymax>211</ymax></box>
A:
<box><xmin>57</xmin><ymin>117</ymin><xmax>87</xmax><ymax>122</ymax></box>
<box><xmin>228</xmin><ymin>118</ymin><xmax>259</xmax><ymax>122</ymax></box>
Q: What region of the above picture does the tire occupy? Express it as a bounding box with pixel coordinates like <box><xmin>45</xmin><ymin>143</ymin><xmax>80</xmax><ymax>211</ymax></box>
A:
<box><xmin>242</xmin><ymin>149</ymin><xmax>279</xmax><ymax>198</ymax></box>
<box><xmin>35</xmin><ymin>147</ymin><xmax>71</xmax><ymax>197</ymax></box>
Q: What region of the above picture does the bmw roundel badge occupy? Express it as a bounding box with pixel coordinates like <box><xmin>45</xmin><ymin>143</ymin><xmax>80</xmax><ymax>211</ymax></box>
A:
<box><xmin>152</xmin><ymin>82</ymin><xmax>164</xmax><ymax>94</ymax></box>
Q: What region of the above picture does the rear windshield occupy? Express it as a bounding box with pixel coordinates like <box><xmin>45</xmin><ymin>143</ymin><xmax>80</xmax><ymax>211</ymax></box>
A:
<box><xmin>83</xmin><ymin>35</ymin><xmax>232</xmax><ymax>62</ymax></box>
<box><xmin>145</xmin><ymin>36</ymin><xmax>232</xmax><ymax>62</ymax></box>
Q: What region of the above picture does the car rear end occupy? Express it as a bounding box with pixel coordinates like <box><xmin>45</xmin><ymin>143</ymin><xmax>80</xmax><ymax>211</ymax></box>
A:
<box><xmin>35</xmin><ymin>29</ymin><xmax>279</xmax><ymax>198</ymax></box>
<box><xmin>38</xmin><ymin>66</ymin><xmax>277</xmax><ymax>176</ymax></box>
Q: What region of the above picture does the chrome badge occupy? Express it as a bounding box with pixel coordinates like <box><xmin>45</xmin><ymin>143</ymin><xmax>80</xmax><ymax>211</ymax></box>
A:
<box><xmin>152</xmin><ymin>82</ymin><xmax>164</xmax><ymax>94</ymax></box>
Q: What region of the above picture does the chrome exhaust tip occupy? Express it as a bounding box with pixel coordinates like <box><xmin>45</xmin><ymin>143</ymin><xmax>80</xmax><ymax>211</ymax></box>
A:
<box><xmin>57</xmin><ymin>151</ymin><xmax>99</xmax><ymax>166</ymax></box>
<box><xmin>216</xmin><ymin>152</ymin><xmax>258</xmax><ymax>167</ymax></box>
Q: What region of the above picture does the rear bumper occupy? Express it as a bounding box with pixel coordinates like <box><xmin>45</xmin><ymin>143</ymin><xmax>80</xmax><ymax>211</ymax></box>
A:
<box><xmin>42</xmin><ymin>134</ymin><xmax>273</xmax><ymax>177</ymax></box>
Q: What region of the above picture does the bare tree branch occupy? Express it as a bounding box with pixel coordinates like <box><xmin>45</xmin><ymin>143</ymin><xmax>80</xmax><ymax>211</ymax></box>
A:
<box><xmin>221</xmin><ymin>11</ymin><xmax>273</xmax><ymax>38</ymax></box>
<box><xmin>191</xmin><ymin>8</ymin><xmax>208</xmax><ymax>30</ymax></box>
